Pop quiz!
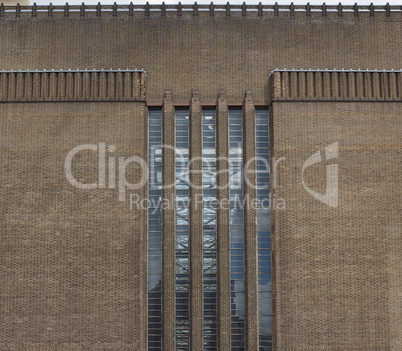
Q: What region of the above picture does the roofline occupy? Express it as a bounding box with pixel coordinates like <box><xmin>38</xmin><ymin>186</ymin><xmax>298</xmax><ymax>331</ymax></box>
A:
<box><xmin>0</xmin><ymin>68</ymin><xmax>148</xmax><ymax>76</ymax></box>
<box><xmin>0</xmin><ymin>2</ymin><xmax>400</xmax><ymax>17</ymax></box>
<box><xmin>269</xmin><ymin>69</ymin><xmax>402</xmax><ymax>76</ymax></box>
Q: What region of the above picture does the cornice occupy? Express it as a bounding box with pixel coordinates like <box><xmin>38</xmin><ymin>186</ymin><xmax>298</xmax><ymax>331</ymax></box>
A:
<box><xmin>0</xmin><ymin>2</ymin><xmax>400</xmax><ymax>18</ymax></box>
<box><xmin>0</xmin><ymin>69</ymin><xmax>146</xmax><ymax>102</ymax></box>
<box><xmin>268</xmin><ymin>69</ymin><xmax>402</xmax><ymax>103</ymax></box>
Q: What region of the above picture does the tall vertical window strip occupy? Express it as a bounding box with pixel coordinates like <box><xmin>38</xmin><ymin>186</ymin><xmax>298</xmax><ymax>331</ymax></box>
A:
<box><xmin>175</xmin><ymin>108</ymin><xmax>190</xmax><ymax>351</ymax></box>
<box><xmin>202</xmin><ymin>108</ymin><xmax>218</xmax><ymax>351</ymax></box>
<box><xmin>148</xmin><ymin>108</ymin><xmax>163</xmax><ymax>351</ymax></box>
<box><xmin>255</xmin><ymin>109</ymin><xmax>273</xmax><ymax>351</ymax></box>
<box><xmin>228</xmin><ymin>107</ymin><xmax>246</xmax><ymax>351</ymax></box>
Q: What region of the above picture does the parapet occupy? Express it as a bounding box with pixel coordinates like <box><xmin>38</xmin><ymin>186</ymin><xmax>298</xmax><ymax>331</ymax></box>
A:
<box><xmin>0</xmin><ymin>69</ymin><xmax>146</xmax><ymax>102</ymax></box>
<box><xmin>0</xmin><ymin>2</ymin><xmax>400</xmax><ymax>18</ymax></box>
<box><xmin>268</xmin><ymin>69</ymin><xmax>402</xmax><ymax>103</ymax></box>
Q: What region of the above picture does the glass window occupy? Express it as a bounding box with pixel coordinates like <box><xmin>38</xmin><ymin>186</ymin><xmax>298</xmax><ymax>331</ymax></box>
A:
<box><xmin>175</xmin><ymin>108</ymin><xmax>191</xmax><ymax>350</ymax></box>
<box><xmin>148</xmin><ymin>109</ymin><xmax>163</xmax><ymax>349</ymax></box>
<box><xmin>228</xmin><ymin>107</ymin><xmax>246</xmax><ymax>350</ymax></box>
<box><xmin>201</xmin><ymin>108</ymin><xmax>218</xmax><ymax>350</ymax></box>
<box><xmin>255</xmin><ymin>108</ymin><xmax>273</xmax><ymax>351</ymax></box>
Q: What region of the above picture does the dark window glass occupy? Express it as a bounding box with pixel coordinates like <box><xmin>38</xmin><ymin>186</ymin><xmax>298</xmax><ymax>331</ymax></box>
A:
<box><xmin>255</xmin><ymin>108</ymin><xmax>273</xmax><ymax>350</ymax></box>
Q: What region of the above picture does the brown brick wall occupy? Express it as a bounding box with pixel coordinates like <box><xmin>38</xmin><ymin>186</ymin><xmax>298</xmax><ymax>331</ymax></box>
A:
<box><xmin>0</xmin><ymin>71</ymin><xmax>146</xmax><ymax>102</ymax></box>
<box><xmin>162</xmin><ymin>91</ymin><xmax>176</xmax><ymax>351</ymax></box>
<box><xmin>0</xmin><ymin>102</ymin><xmax>147</xmax><ymax>349</ymax></box>
<box><xmin>0</xmin><ymin>7</ymin><xmax>401</xmax><ymax>350</ymax></box>
<box><xmin>270</xmin><ymin>101</ymin><xmax>401</xmax><ymax>350</ymax></box>
<box><xmin>189</xmin><ymin>91</ymin><xmax>203</xmax><ymax>350</ymax></box>
<box><xmin>0</xmin><ymin>11</ymin><xmax>401</xmax><ymax>103</ymax></box>
<box><xmin>216</xmin><ymin>92</ymin><xmax>231</xmax><ymax>351</ymax></box>
<box><xmin>242</xmin><ymin>91</ymin><xmax>259</xmax><ymax>349</ymax></box>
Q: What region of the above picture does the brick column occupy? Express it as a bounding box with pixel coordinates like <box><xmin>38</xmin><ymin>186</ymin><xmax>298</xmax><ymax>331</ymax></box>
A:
<box><xmin>242</xmin><ymin>90</ymin><xmax>259</xmax><ymax>350</ymax></box>
<box><xmin>162</xmin><ymin>91</ymin><xmax>176</xmax><ymax>351</ymax></box>
<box><xmin>269</xmin><ymin>104</ymin><xmax>277</xmax><ymax>351</ymax></box>
<box><xmin>216</xmin><ymin>91</ymin><xmax>231</xmax><ymax>350</ymax></box>
<box><xmin>189</xmin><ymin>91</ymin><xmax>204</xmax><ymax>350</ymax></box>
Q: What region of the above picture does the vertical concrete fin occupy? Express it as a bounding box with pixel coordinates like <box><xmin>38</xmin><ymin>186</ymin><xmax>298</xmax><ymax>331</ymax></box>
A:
<box><xmin>282</xmin><ymin>72</ymin><xmax>290</xmax><ymax>98</ymax></box>
<box><xmin>15</xmin><ymin>72</ymin><xmax>24</xmax><ymax>99</ymax></box>
<box><xmin>73</xmin><ymin>72</ymin><xmax>81</xmax><ymax>99</ymax></box>
<box><xmin>116</xmin><ymin>71</ymin><xmax>123</xmax><ymax>99</ymax></box>
<box><xmin>388</xmin><ymin>72</ymin><xmax>397</xmax><ymax>99</ymax></box>
<box><xmin>316</xmin><ymin>71</ymin><xmax>323</xmax><ymax>98</ymax></box>
<box><xmin>49</xmin><ymin>71</ymin><xmax>58</xmax><ymax>99</ymax></box>
<box><xmin>41</xmin><ymin>71</ymin><xmax>49</xmax><ymax>99</ymax></box>
<box><xmin>123</xmin><ymin>71</ymin><xmax>130</xmax><ymax>99</ymax></box>
<box><xmin>373</xmin><ymin>72</ymin><xmax>381</xmax><ymax>99</ymax></box>
<box><xmin>290</xmin><ymin>71</ymin><xmax>298</xmax><ymax>98</ymax></box>
<box><xmin>98</xmin><ymin>71</ymin><xmax>106</xmax><ymax>99</ymax></box>
<box><xmin>306</xmin><ymin>71</ymin><xmax>314</xmax><ymax>98</ymax></box>
<box><xmin>356</xmin><ymin>72</ymin><xmax>364</xmax><ymax>99</ymax></box>
<box><xmin>0</xmin><ymin>73</ymin><xmax>5</xmax><ymax>100</ymax></box>
<box><xmin>90</xmin><ymin>71</ymin><xmax>97</xmax><ymax>99</ymax></box>
<box><xmin>7</xmin><ymin>72</ymin><xmax>16</xmax><ymax>99</ymax></box>
<box><xmin>25</xmin><ymin>71</ymin><xmax>33</xmax><ymax>99</ymax></box>
<box><xmin>323</xmin><ymin>71</ymin><xmax>331</xmax><ymax>98</ymax></box>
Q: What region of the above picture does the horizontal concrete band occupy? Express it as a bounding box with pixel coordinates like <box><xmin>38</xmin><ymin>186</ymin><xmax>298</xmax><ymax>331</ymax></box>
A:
<box><xmin>0</xmin><ymin>70</ymin><xmax>146</xmax><ymax>101</ymax></box>
<box><xmin>269</xmin><ymin>70</ymin><xmax>402</xmax><ymax>102</ymax></box>
<box><xmin>0</xmin><ymin>3</ymin><xmax>400</xmax><ymax>18</ymax></box>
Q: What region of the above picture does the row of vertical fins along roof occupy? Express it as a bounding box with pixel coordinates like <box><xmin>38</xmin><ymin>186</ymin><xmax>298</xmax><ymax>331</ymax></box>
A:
<box><xmin>268</xmin><ymin>70</ymin><xmax>402</xmax><ymax>102</ymax></box>
<box><xmin>0</xmin><ymin>2</ymin><xmax>400</xmax><ymax>17</ymax></box>
<box><xmin>0</xmin><ymin>70</ymin><xmax>146</xmax><ymax>101</ymax></box>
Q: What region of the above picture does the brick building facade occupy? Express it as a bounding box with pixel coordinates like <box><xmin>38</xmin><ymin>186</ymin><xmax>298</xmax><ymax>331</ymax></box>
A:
<box><xmin>0</xmin><ymin>4</ymin><xmax>401</xmax><ymax>350</ymax></box>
